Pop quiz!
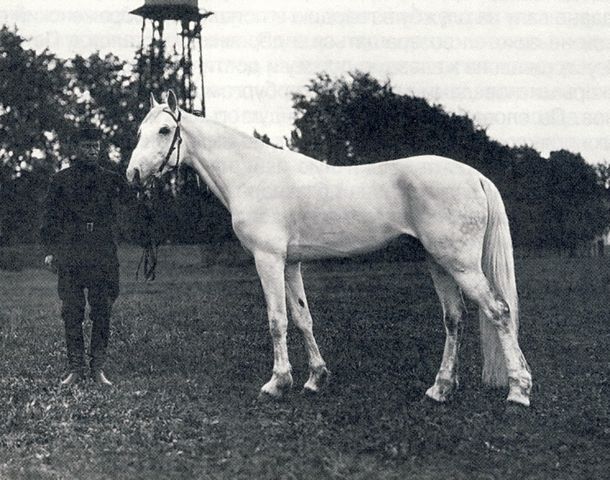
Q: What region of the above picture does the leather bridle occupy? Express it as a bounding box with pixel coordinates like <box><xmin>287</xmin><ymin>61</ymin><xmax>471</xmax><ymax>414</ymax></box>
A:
<box><xmin>157</xmin><ymin>108</ymin><xmax>182</xmax><ymax>174</ymax></box>
<box><xmin>133</xmin><ymin>107</ymin><xmax>183</xmax><ymax>283</ymax></box>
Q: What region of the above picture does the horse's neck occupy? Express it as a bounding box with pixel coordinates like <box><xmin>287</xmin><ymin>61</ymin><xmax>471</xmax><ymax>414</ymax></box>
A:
<box><xmin>181</xmin><ymin>115</ymin><xmax>266</xmax><ymax>211</ymax></box>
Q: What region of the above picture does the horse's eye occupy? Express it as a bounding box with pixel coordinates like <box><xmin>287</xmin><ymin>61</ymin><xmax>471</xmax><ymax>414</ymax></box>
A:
<box><xmin>159</xmin><ymin>126</ymin><xmax>170</xmax><ymax>135</ymax></box>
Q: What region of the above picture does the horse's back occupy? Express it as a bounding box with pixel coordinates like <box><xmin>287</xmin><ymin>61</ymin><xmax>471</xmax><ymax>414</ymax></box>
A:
<box><xmin>233</xmin><ymin>149</ymin><xmax>491</xmax><ymax>261</ymax></box>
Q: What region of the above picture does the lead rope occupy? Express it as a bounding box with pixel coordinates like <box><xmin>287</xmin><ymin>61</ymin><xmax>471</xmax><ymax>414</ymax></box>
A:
<box><xmin>134</xmin><ymin>108</ymin><xmax>181</xmax><ymax>281</ymax></box>
<box><xmin>134</xmin><ymin>177</ymin><xmax>162</xmax><ymax>282</ymax></box>
<box><xmin>136</xmin><ymin>242</ymin><xmax>158</xmax><ymax>282</ymax></box>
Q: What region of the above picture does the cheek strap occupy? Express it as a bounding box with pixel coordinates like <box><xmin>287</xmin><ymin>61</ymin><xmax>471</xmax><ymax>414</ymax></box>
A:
<box><xmin>157</xmin><ymin>109</ymin><xmax>182</xmax><ymax>174</ymax></box>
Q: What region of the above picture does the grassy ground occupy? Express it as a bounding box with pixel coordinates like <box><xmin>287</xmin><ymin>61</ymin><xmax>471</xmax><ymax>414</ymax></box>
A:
<box><xmin>0</xmin><ymin>246</ymin><xmax>608</xmax><ymax>479</ymax></box>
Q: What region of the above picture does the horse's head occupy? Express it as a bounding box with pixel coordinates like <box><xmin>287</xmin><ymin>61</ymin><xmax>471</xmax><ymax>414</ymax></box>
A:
<box><xmin>126</xmin><ymin>90</ymin><xmax>183</xmax><ymax>184</ymax></box>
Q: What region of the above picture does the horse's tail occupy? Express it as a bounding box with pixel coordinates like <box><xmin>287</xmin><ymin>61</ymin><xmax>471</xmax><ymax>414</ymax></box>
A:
<box><xmin>478</xmin><ymin>176</ymin><xmax>518</xmax><ymax>387</ymax></box>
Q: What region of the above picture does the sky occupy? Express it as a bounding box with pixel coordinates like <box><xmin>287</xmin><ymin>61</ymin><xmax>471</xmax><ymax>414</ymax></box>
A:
<box><xmin>2</xmin><ymin>0</ymin><xmax>609</xmax><ymax>164</ymax></box>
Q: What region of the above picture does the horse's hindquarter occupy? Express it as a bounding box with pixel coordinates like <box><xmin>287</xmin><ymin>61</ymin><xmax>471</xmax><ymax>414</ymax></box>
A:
<box><xmin>397</xmin><ymin>156</ymin><xmax>490</xmax><ymax>266</ymax></box>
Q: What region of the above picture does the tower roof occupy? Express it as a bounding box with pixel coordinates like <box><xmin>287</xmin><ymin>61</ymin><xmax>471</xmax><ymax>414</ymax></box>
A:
<box><xmin>130</xmin><ymin>0</ymin><xmax>213</xmax><ymax>22</ymax></box>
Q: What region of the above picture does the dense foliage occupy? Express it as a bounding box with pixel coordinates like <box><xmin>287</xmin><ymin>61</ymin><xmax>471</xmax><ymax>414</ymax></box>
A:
<box><xmin>0</xmin><ymin>26</ymin><xmax>207</xmax><ymax>246</ymax></box>
<box><xmin>0</xmin><ymin>27</ymin><xmax>608</xmax><ymax>252</ymax></box>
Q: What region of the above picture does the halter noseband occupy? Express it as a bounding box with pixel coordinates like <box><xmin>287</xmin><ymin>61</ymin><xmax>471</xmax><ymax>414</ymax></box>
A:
<box><xmin>157</xmin><ymin>108</ymin><xmax>182</xmax><ymax>174</ymax></box>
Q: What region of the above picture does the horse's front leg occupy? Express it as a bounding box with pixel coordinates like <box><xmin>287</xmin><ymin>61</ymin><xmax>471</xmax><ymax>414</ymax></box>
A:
<box><xmin>254</xmin><ymin>251</ymin><xmax>293</xmax><ymax>399</ymax></box>
<box><xmin>285</xmin><ymin>262</ymin><xmax>330</xmax><ymax>394</ymax></box>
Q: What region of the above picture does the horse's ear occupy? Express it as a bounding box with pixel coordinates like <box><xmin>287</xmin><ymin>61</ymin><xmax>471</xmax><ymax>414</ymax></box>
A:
<box><xmin>150</xmin><ymin>92</ymin><xmax>159</xmax><ymax>108</ymax></box>
<box><xmin>167</xmin><ymin>89</ymin><xmax>178</xmax><ymax>113</ymax></box>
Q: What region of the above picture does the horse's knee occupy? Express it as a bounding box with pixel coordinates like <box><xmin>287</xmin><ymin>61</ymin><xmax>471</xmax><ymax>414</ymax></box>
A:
<box><xmin>267</xmin><ymin>309</ymin><xmax>288</xmax><ymax>337</ymax></box>
<box><xmin>268</xmin><ymin>321</ymin><xmax>286</xmax><ymax>340</ymax></box>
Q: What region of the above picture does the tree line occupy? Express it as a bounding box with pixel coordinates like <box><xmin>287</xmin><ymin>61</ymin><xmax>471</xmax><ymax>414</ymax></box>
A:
<box><xmin>0</xmin><ymin>26</ymin><xmax>608</xmax><ymax>256</ymax></box>
<box><xmin>289</xmin><ymin>72</ymin><xmax>610</xmax><ymax>254</ymax></box>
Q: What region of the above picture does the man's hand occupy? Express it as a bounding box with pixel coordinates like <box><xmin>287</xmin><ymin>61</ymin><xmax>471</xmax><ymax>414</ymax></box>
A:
<box><xmin>44</xmin><ymin>255</ymin><xmax>55</xmax><ymax>270</ymax></box>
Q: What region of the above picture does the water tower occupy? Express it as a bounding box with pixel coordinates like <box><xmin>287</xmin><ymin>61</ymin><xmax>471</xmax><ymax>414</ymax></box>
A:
<box><xmin>130</xmin><ymin>0</ymin><xmax>213</xmax><ymax>115</ymax></box>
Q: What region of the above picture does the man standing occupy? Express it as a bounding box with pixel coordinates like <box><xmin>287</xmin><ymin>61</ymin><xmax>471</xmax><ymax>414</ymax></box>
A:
<box><xmin>41</xmin><ymin>127</ymin><xmax>132</xmax><ymax>386</ymax></box>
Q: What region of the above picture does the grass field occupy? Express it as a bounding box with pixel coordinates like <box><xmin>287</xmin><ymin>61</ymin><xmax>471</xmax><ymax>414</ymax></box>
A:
<box><xmin>0</xmin><ymin>246</ymin><xmax>608</xmax><ymax>479</ymax></box>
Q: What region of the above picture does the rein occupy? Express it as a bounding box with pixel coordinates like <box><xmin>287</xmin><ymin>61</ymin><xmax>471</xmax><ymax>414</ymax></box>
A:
<box><xmin>134</xmin><ymin>107</ymin><xmax>183</xmax><ymax>281</ymax></box>
<box><xmin>136</xmin><ymin>242</ymin><xmax>158</xmax><ymax>282</ymax></box>
<box><xmin>134</xmin><ymin>177</ymin><xmax>163</xmax><ymax>282</ymax></box>
<box><xmin>157</xmin><ymin>108</ymin><xmax>182</xmax><ymax>174</ymax></box>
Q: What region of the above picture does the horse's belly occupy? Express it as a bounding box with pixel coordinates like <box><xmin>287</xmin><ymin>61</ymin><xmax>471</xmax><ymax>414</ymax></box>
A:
<box><xmin>286</xmin><ymin>220</ymin><xmax>405</xmax><ymax>261</ymax></box>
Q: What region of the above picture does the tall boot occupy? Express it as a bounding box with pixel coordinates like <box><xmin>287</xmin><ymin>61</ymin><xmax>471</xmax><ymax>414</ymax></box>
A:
<box><xmin>62</xmin><ymin>304</ymin><xmax>85</xmax><ymax>372</ymax></box>
<box><xmin>89</xmin><ymin>295</ymin><xmax>112</xmax><ymax>385</ymax></box>
<box><xmin>61</xmin><ymin>302</ymin><xmax>85</xmax><ymax>385</ymax></box>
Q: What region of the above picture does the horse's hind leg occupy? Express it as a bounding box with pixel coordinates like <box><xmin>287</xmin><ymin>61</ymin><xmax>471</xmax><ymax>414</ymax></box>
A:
<box><xmin>285</xmin><ymin>262</ymin><xmax>330</xmax><ymax>394</ymax></box>
<box><xmin>425</xmin><ymin>258</ymin><xmax>465</xmax><ymax>402</ymax></box>
<box><xmin>254</xmin><ymin>251</ymin><xmax>293</xmax><ymax>399</ymax></box>
<box><xmin>449</xmin><ymin>269</ymin><xmax>532</xmax><ymax>406</ymax></box>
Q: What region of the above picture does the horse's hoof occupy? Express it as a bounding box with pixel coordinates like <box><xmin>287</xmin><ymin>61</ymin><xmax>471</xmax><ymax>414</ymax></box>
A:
<box><xmin>505</xmin><ymin>400</ymin><xmax>530</xmax><ymax>416</ymax></box>
<box><xmin>425</xmin><ymin>386</ymin><xmax>450</xmax><ymax>403</ymax></box>
<box><xmin>257</xmin><ymin>391</ymin><xmax>277</xmax><ymax>403</ymax></box>
<box><xmin>257</xmin><ymin>389</ymin><xmax>287</xmax><ymax>403</ymax></box>
<box><xmin>301</xmin><ymin>386</ymin><xmax>319</xmax><ymax>397</ymax></box>
<box><xmin>303</xmin><ymin>367</ymin><xmax>331</xmax><ymax>394</ymax></box>
<box><xmin>507</xmin><ymin>393</ymin><xmax>530</xmax><ymax>408</ymax></box>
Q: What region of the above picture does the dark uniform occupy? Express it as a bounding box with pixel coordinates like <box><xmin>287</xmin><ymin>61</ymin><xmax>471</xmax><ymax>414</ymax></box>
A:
<box><xmin>41</xmin><ymin>152</ymin><xmax>132</xmax><ymax>382</ymax></box>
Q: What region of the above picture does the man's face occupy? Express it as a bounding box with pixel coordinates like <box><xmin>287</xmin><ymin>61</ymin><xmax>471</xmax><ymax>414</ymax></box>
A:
<box><xmin>78</xmin><ymin>139</ymin><xmax>100</xmax><ymax>165</ymax></box>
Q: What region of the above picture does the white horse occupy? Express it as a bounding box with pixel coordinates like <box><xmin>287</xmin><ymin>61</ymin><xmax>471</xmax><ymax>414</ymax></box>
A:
<box><xmin>127</xmin><ymin>91</ymin><xmax>532</xmax><ymax>406</ymax></box>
